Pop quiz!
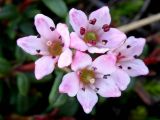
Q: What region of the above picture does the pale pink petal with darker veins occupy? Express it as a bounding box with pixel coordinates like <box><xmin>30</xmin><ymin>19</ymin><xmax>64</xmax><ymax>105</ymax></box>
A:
<box><xmin>71</xmin><ymin>51</ymin><xmax>92</xmax><ymax>71</ymax></box>
<box><xmin>111</xmin><ymin>68</ymin><xmax>130</xmax><ymax>91</ymax></box>
<box><xmin>17</xmin><ymin>36</ymin><xmax>49</xmax><ymax>55</ymax></box>
<box><xmin>70</xmin><ymin>32</ymin><xmax>88</xmax><ymax>51</ymax></box>
<box><xmin>56</xmin><ymin>23</ymin><xmax>70</xmax><ymax>48</ymax></box>
<box><xmin>89</xmin><ymin>6</ymin><xmax>111</xmax><ymax>28</ymax></box>
<box><xmin>69</xmin><ymin>8</ymin><xmax>88</xmax><ymax>35</ymax></box>
<box><xmin>119</xmin><ymin>59</ymin><xmax>149</xmax><ymax>77</ymax></box>
<box><xmin>92</xmin><ymin>53</ymin><xmax>116</xmax><ymax>74</ymax></box>
<box><xmin>95</xmin><ymin>78</ymin><xmax>121</xmax><ymax>97</ymax></box>
<box><xmin>97</xmin><ymin>28</ymin><xmax>126</xmax><ymax>50</ymax></box>
<box><xmin>35</xmin><ymin>56</ymin><xmax>57</xmax><ymax>80</ymax></box>
<box><xmin>77</xmin><ymin>87</ymin><xmax>98</xmax><ymax>114</ymax></box>
<box><xmin>59</xmin><ymin>72</ymin><xmax>79</xmax><ymax>97</ymax></box>
<box><xmin>58</xmin><ymin>48</ymin><xmax>72</xmax><ymax>68</ymax></box>
<box><xmin>88</xmin><ymin>46</ymin><xmax>109</xmax><ymax>53</ymax></box>
<box><xmin>115</xmin><ymin>36</ymin><xmax>146</xmax><ymax>60</ymax></box>
<box><xmin>34</xmin><ymin>14</ymin><xmax>56</xmax><ymax>40</ymax></box>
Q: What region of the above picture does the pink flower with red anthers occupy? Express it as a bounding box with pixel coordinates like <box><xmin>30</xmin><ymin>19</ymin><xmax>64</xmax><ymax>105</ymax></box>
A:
<box><xmin>59</xmin><ymin>51</ymin><xmax>121</xmax><ymax>113</ymax></box>
<box><xmin>69</xmin><ymin>6</ymin><xmax>126</xmax><ymax>53</ymax></box>
<box><xmin>17</xmin><ymin>14</ymin><xmax>72</xmax><ymax>80</ymax></box>
<box><xmin>108</xmin><ymin>37</ymin><xmax>149</xmax><ymax>91</ymax></box>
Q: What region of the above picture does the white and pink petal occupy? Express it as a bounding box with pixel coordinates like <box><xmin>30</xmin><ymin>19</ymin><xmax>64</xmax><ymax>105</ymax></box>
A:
<box><xmin>58</xmin><ymin>48</ymin><xmax>72</xmax><ymax>68</ymax></box>
<box><xmin>118</xmin><ymin>59</ymin><xmax>149</xmax><ymax>77</ymax></box>
<box><xmin>17</xmin><ymin>35</ymin><xmax>49</xmax><ymax>55</ymax></box>
<box><xmin>69</xmin><ymin>8</ymin><xmax>88</xmax><ymax>36</ymax></box>
<box><xmin>35</xmin><ymin>56</ymin><xmax>57</xmax><ymax>80</ymax></box>
<box><xmin>97</xmin><ymin>28</ymin><xmax>126</xmax><ymax>50</ymax></box>
<box><xmin>111</xmin><ymin>69</ymin><xmax>130</xmax><ymax>91</ymax></box>
<box><xmin>92</xmin><ymin>53</ymin><xmax>116</xmax><ymax>74</ymax></box>
<box><xmin>34</xmin><ymin>14</ymin><xmax>56</xmax><ymax>40</ymax></box>
<box><xmin>95</xmin><ymin>78</ymin><xmax>121</xmax><ymax>97</ymax></box>
<box><xmin>77</xmin><ymin>87</ymin><xmax>98</xmax><ymax>113</ymax></box>
<box><xmin>59</xmin><ymin>72</ymin><xmax>79</xmax><ymax>97</ymax></box>
<box><xmin>89</xmin><ymin>6</ymin><xmax>111</xmax><ymax>28</ymax></box>
<box><xmin>71</xmin><ymin>51</ymin><xmax>92</xmax><ymax>71</ymax></box>
<box><xmin>70</xmin><ymin>32</ymin><xmax>88</xmax><ymax>51</ymax></box>
<box><xmin>56</xmin><ymin>23</ymin><xmax>70</xmax><ymax>48</ymax></box>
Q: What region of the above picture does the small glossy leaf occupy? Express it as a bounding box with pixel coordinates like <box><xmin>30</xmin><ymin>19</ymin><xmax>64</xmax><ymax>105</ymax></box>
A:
<box><xmin>17</xmin><ymin>73</ymin><xmax>30</xmax><ymax>96</ymax></box>
<box><xmin>42</xmin><ymin>0</ymin><xmax>68</xmax><ymax>18</ymax></box>
<box><xmin>0</xmin><ymin>58</ymin><xmax>11</xmax><ymax>76</ymax></box>
<box><xmin>49</xmin><ymin>70</ymin><xmax>64</xmax><ymax>104</ymax></box>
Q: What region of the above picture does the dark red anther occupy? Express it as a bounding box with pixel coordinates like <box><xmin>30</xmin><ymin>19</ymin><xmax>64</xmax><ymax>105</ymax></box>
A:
<box><xmin>102</xmin><ymin>24</ymin><xmax>110</xmax><ymax>32</ymax></box>
<box><xmin>89</xmin><ymin>18</ymin><xmax>97</xmax><ymax>25</ymax></box>
<box><xmin>80</xmin><ymin>27</ymin><xmax>85</xmax><ymax>35</ymax></box>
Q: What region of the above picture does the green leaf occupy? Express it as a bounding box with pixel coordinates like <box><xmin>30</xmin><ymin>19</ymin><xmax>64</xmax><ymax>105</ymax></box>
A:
<box><xmin>17</xmin><ymin>73</ymin><xmax>30</xmax><ymax>96</ymax></box>
<box><xmin>16</xmin><ymin>94</ymin><xmax>30</xmax><ymax>114</ymax></box>
<box><xmin>49</xmin><ymin>70</ymin><xmax>64</xmax><ymax>104</ymax></box>
<box><xmin>59</xmin><ymin>97</ymin><xmax>78</xmax><ymax>116</ymax></box>
<box><xmin>0</xmin><ymin>57</ymin><xmax>11</xmax><ymax>76</ymax></box>
<box><xmin>42</xmin><ymin>0</ymin><xmax>68</xmax><ymax>18</ymax></box>
<box><xmin>0</xmin><ymin>4</ymin><xmax>18</xmax><ymax>20</ymax></box>
<box><xmin>52</xmin><ymin>94</ymin><xmax>67</xmax><ymax>107</ymax></box>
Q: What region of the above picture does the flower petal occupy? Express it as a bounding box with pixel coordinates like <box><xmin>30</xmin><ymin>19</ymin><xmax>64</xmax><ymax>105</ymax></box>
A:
<box><xmin>35</xmin><ymin>56</ymin><xmax>57</xmax><ymax>80</ymax></box>
<box><xmin>56</xmin><ymin>23</ymin><xmax>70</xmax><ymax>48</ymax></box>
<box><xmin>34</xmin><ymin>14</ymin><xmax>56</xmax><ymax>40</ymax></box>
<box><xmin>69</xmin><ymin>8</ymin><xmax>88</xmax><ymax>35</ymax></box>
<box><xmin>111</xmin><ymin>69</ymin><xmax>130</xmax><ymax>91</ymax></box>
<box><xmin>17</xmin><ymin>36</ymin><xmax>49</xmax><ymax>55</ymax></box>
<box><xmin>59</xmin><ymin>72</ymin><xmax>79</xmax><ymax>97</ymax></box>
<box><xmin>116</xmin><ymin>36</ymin><xmax>146</xmax><ymax>60</ymax></box>
<box><xmin>92</xmin><ymin>53</ymin><xmax>116</xmax><ymax>74</ymax></box>
<box><xmin>95</xmin><ymin>78</ymin><xmax>121</xmax><ymax>97</ymax></box>
<box><xmin>119</xmin><ymin>59</ymin><xmax>149</xmax><ymax>77</ymax></box>
<box><xmin>98</xmin><ymin>28</ymin><xmax>126</xmax><ymax>50</ymax></box>
<box><xmin>77</xmin><ymin>87</ymin><xmax>98</xmax><ymax>113</ymax></box>
<box><xmin>71</xmin><ymin>51</ymin><xmax>92</xmax><ymax>71</ymax></box>
<box><xmin>88</xmin><ymin>46</ymin><xmax>109</xmax><ymax>53</ymax></box>
<box><xmin>70</xmin><ymin>32</ymin><xmax>88</xmax><ymax>51</ymax></box>
<box><xmin>58</xmin><ymin>48</ymin><xmax>72</xmax><ymax>68</ymax></box>
<box><xmin>89</xmin><ymin>6</ymin><xmax>111</xmax><ymax>28</ymax></box>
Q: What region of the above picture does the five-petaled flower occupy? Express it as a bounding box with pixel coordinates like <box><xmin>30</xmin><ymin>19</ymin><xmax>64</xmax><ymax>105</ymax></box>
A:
<box><xmin>108</xmin><ymin>36</ymin><xmax>149</xmax><ymax>91</ymax></box>
<box><xmin>17</xmin><ymin>14</ymin><xmax>72</xmax><ymax>79</ymax></box>
<box><xmin>16</xmin><ymin>6</ymin><xmax>149</xmax><ymax>114</ymax></box>
<box><xmin>69</xmin><ymin>6</ymin><xmax>126</xmax><ymax>53</ymax></box>
<box><xmin>59</xmin><ymin>51</ymin><xmax>121</xmax><ymax>113</ymax></box>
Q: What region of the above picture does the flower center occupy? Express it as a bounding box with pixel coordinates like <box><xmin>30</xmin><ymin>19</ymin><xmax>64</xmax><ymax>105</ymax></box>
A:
<box><xmin>84</xmin><ymin>32</ymin><xmax>98</xmax><ymax>45</ymax></box>
<box><xmin>79</xmin><ymin>68</ymin><xmax>96</xmax><ymax>84</ymax></box>
<box><xmin>47</xmin><ymin>41</ymin><xmax>63</xmax><ymax>56</ymax></box>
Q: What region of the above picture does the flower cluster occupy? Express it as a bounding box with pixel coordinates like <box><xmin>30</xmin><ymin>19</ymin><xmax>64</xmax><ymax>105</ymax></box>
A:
<box><xmin>17</xmin><ymin>6</ymin><xmax>149</xmax><ymax>113</ymax></box>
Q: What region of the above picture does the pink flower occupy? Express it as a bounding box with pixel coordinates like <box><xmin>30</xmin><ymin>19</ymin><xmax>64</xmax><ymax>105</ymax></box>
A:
<box><xmin>109</xmin><ymin>36</ymin><xmax>149</xmax><ymax>91</ymax></box>
<box><xmin>59</xmin><ymin>51</ymin><xmax>121</xmax><ymax>113</ymax></box>
<box><xmin>17</xmin><ymin>14</ymin><xmax>72</xmax><ymax>80</ymax></box>
<box><xmin>69</xmin><ymin>6</ymin><xmax>126</xmax><ymax>53</ymax></box>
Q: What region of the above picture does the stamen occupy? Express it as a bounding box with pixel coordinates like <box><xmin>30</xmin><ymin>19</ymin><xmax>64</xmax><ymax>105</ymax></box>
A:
<box><xmin>37</xmin><ymin>34</ymin><xmax>41</xmax><ymax>38</ymax></box>
<box><xmin>119</xmin><ymin>65</ymin><xmax>123</xmax><ymax>69</ymax></box>
<box><xmin>50</xmin><ymin>27</ymin><xmax>55</xmax><ymax>31</ymax></box>
<box><xmin>89</xmin><ymin>18</ymin><xmax>96</xmax><ymax>25</ymax></box>
<box><xmin>102</xmin><ymin>40</ymin><xmax>108</xmax><ymax>45</ymax></box>
<box><xmin>128</xmin><ymin>67</ymin><xmax>132</xmax><ymax>70</ymax></box>
<box><xmin>103</xmin><ymin>74</ymin><xmax>110</xmax><ymax>79</ymax></box>
<box><xmin>36</xmin><ymin>49</ymin><xmax>40</xmax><ymax>53</ymax></box>
<box><xmin>82</xmin><ymin>87</ymin><xmax>85</xmax><ymax>91</ymax></box>
<box><xmin>134</xmin><ymin>55</ymin><xmax>138</xmax><ymax>58</ymax></box>
<box><xmin>47</xmin><ymin>41</ymin><xmax>52</xmax><ymax>46</ymax></box>
<box><xmin>127</xmin><ymin>45</ymin><xmax>131</xmax><ymax>48</ymax></box>
<box><xmin>80</xmin><ymin>27</ymin><xmax>85</xmax><ymax>35</ymax></box>
<box><xmin>59</xmin><ymin>35</ymin><xmax>62</xmax><ymax>40</ymax></box>
<box><xmin>102</xmin><ymin>24</ymin><xmax>110</xmax><ymax>32</ymax></box>
<box><xmin>90</xmin><ymin>78</ymin><xmax>95</xmax><ymax>84</ymax></box>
